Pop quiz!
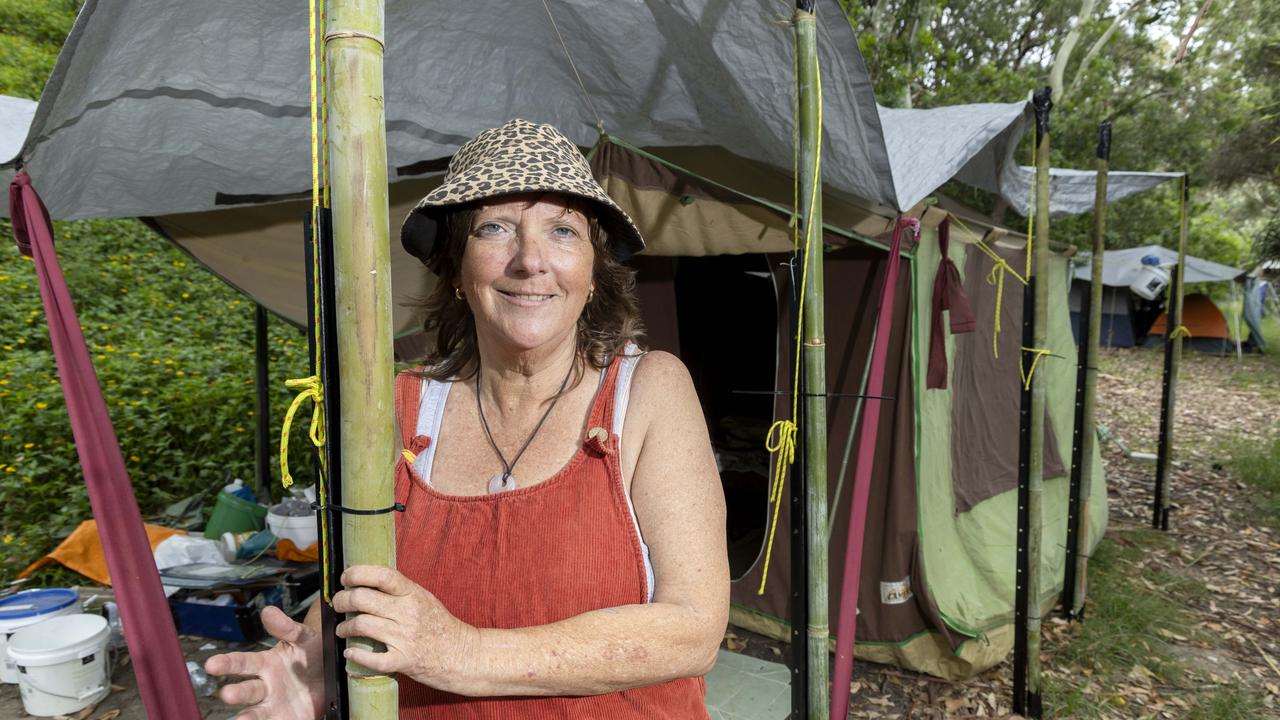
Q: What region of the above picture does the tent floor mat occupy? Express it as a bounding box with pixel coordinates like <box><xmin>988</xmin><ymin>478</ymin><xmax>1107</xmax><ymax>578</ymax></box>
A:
<box><xmin>705</xmin><ymin>649</ymin><xmax>790</xmax><ymax>719</ymax></box>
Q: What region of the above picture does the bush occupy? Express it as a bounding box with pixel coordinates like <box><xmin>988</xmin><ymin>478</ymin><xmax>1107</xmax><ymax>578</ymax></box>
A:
<box><xmin>0</xmin><ymin>217</ymin><xmax>317</xmax><ymax>582</ymax></box>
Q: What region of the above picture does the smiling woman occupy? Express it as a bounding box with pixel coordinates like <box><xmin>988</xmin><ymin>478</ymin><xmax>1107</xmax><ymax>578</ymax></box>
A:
<box><xmin>205</xmin><ymin>120</ymin><xmax>729</xmax><ymax>720</ymax></box>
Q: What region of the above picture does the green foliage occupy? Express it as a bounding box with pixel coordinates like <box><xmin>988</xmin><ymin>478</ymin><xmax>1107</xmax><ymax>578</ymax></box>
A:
<box><xmin>1254</xmin><ymin>215</ymin><xmax>1280</xmax><ymax>264</ymax></box>
<box><xmin>840</xmin><ymin>0</ymin><xmax>1279</xmax><ymax>267</ymax></box>
<box><xmin>0</xmin><ymin>218</ymin><xmax>315</xmax><ymax>582</ymax></box>
<box><xmin>0</xmin><ymin>0</ymin><xmax>79</xmax><ymax>99</ymax></box>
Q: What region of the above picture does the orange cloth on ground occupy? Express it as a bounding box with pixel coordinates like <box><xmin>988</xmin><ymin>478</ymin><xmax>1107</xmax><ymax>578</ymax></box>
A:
<box><xmin>18</xmin><ymin>519</ymin><xmax>186</xmax><ymax>585</ymax></box>
<box><xmin>274</xmin><ymin>538</ymin><xmax>319</xmax><ymax>562</ymax></box>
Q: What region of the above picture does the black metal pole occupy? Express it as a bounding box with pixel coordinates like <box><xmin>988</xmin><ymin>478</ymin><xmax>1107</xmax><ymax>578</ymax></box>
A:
<box><xmin>786</xmin><ymin>256</ymin><xmax>809</xmax><ymax>720</ymax></box>
<box><xmin>1013</xmin><ymin>278</ymin><xmax>1036</xmax><ymax>717</ymax></box>
<box><xmin>306</xmin><ymin>210</ymin><xmax>349</xmax><ymax>720</ymax></box>
<box><xmin>254</xmin><ymin>304</ymin><xmax>272</xmax><ymax>503</ymax></box>
<box><xmin>1062</xmin><ymin>287</ymin><xmax>1090</xmax><ymax>618</ymax></box>
<box><xmin>1152</xmin><ymin>264</ymin><xmax>1178</xmax><ymax>531</ymax></box>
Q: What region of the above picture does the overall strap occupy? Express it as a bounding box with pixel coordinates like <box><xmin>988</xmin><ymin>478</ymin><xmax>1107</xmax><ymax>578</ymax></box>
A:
<box><xmin>585</xmin><ymin>351</ymin><xmax>626</xmax><ymax>437</ymax></box>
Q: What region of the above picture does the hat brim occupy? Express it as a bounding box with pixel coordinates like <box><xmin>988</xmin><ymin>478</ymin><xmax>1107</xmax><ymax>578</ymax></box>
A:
<box><xmin>400</xmin><ymin>173</ymin><xmax>644</xmax><ymax>273</ymax></box>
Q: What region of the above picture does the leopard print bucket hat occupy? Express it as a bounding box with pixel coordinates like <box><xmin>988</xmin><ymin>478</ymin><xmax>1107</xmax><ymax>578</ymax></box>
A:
<box><xmin>400</xmin><ymin>119</ymin><xmax>644</xmax><ymax>272</ymax></box>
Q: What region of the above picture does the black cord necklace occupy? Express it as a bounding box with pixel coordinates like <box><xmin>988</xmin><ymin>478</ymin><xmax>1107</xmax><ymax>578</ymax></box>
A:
<box><xmin>475</xmin><ymin>356</ymin><xmax>575</xmax><ymax>494</ymax></box>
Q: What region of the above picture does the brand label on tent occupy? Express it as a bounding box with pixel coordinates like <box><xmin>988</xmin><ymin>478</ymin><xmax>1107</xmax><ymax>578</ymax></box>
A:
<box><xmin>880</xmin><ymin>578</ymin><xmax>913</xmax><ymax>605</ymax></box>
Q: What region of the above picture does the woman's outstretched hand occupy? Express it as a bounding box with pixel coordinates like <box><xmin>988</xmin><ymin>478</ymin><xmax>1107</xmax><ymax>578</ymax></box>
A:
<box><xmin>333</xmin><ymin>565</ymin><xmax>481</xmax><ymax>695</ymax></box>
<box><xmin>204</xmin><ymin>605</ymin><xmax>327</xmax><ymax>720</ymax></box>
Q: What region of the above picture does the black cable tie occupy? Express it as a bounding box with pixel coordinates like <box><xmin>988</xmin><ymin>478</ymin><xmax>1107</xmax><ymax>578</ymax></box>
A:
<box><xmin>311</xmin><ymin>501</ymin><xmax>406</xmax><ymax>516</ymax></box>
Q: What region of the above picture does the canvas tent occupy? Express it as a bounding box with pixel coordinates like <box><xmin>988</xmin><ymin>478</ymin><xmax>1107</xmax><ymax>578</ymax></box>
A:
<box><xmin>3</xmin><ymin>0</ymin><xmax>1108</xmax><ymax>680</ymax></box>
<box><xmin>1069</xmin><ymin>245</ymin><xmax>1246</xmax><ymax>349</ymax></box>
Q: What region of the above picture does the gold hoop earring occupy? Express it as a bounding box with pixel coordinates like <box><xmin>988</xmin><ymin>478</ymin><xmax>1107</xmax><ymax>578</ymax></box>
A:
<box><xmin>587</xmin><ymin>289</ymin><xmax>595</xmax><ymax>303</ymax></box>
<box><xmin>455</xmin><ymin>288</ymin><xmax>465</xmax><ymax>301</ymax></box>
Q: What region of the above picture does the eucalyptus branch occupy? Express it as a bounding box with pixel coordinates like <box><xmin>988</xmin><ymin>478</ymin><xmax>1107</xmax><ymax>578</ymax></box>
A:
<box><xmin>1067</xmin><ymin>0</ymin><xmax>1147</xmax><ymax>98</ymax></box>
<box><xmin>1050</xmin><ymin>0</ymin><xmax>1099</xmax><ymax>101</ymax></box>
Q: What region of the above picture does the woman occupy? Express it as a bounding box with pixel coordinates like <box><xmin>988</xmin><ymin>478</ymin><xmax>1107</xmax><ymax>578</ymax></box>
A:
<box><xmin>206</xmin><ymin>119</ymin><xmax>729</xmax><ymax>718</ymax></box>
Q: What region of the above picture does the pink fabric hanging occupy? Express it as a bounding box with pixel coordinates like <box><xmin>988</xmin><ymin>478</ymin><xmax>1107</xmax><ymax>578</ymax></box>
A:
<box><xmin>830</xmin><ymin>216</ymin><xmax>917</xmax><ymax>720</ymax></box>
<box><xmin>9</xmin><ymin>171</ymin><xmax>201</xmax><ymax>720</ymax></box>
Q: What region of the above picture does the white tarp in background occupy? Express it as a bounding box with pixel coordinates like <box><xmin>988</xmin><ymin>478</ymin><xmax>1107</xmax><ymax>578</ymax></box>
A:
<box><xmin>995</xmin><ymin>166</ymin><xmax>1184</xmax><ymax>218</ymax></box>
<box><xmin>1074</xmin><ymin>245</ymin><xmax>1244</xmax><ymax>286</ymax></box>
<box><xmin>0</xmin><ymin>95</ymin><xmax>35</xmax><ymax>192</ymax></box>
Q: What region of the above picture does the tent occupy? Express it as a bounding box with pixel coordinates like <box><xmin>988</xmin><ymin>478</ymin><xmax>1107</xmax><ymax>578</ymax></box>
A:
<box><xmin>1145</xmin><ymin>293</ymin><xmax>1250</xmax><ymax>355</ymax></box>
<box><xmin>1070</xmin><ymin>245</ymin><xmax>1246</xmax><ymax>348</ymax></box>
<box><xmin>3</xmin><ymin>0</ymin><xmax>1108</xmax><ymax>682</ymax></box>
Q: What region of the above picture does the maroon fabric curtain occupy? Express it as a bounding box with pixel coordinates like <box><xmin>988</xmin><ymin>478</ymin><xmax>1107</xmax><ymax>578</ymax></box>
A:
<box><xmin>9</xmin><ymin>171</ymin><xmax>201</xmax><ymax>720</ymax></box>
<box><xmin>926</xmin><ymin>216</ymin><xmax>976</xmax><ymax>390</ymax></box>
<box><xmin>830</xmin><ymin>217</ymin><xmax>916</xmax><ymax>719</ymax></box>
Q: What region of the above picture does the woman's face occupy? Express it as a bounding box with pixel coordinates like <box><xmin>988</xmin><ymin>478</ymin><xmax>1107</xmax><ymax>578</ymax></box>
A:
<box><xmin>458</xmin><ymin>193</ymin><xmax>596</xmax><ymax>356</ymax></box>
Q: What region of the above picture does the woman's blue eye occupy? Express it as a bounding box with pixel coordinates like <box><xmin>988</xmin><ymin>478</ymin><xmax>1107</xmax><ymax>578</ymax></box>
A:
<box><xmin>552</xmin><ymin>226</ymin><xmax>578</xmax><ymax>238</ymax></box>
<box><xmin>476</xmin><ymin>222</ymin><xmax>505</xmax><ymax>235</ymax></box>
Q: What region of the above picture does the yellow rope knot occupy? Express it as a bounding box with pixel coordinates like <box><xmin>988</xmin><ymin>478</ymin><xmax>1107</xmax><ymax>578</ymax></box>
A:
<box><xmin>280</xmin><ymin>375</ymin><xmax>325</xmax><ymax>488</ymax></box>
<box><xmin>1018</xmin><ymin>347</ymin><xmax>1058</xmax><ymax>391</ymax></box>
<box><xmin>1170</xmin><ymin>325</ymin><xmax>1193</xmax><ymax>340</ymax></box>
<box><xmin>948</xmin><ymin>214</ymin><xmax>1027</xmax><ymax>360</ymax></box>
<box><xmin>757</xmin><ymin>419</ymin><xmax>798</xmax><ymax>595</ymax></box>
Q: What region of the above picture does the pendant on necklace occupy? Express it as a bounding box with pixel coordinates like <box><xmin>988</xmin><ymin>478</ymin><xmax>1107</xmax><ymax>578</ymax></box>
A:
<box><xmin>487</xmin><ymin>472</ymin><xmax>517</xmax><ymax>494</ymax></box>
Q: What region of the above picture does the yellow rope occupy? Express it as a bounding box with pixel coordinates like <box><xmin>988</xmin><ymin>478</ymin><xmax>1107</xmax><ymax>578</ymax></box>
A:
<box><xmin>949</xmin><ymin>214</ymin><xmax>1026</xmax><ymax>359</ymax></box>
<box><xmin>291</xmin><ymin>0</ymin><xmax>336</xmax><ymax>602</ymax></box>
<box><xmin>1018</xmin><ymin>347</ymin><xmax>1058</xmax><ymax>391</ymax></box>
<box><xmin>1170</xmin><ymin>325</ymin><xmax>1193</xmax><ymax>339</ymax></box>
<box><xmin>280</xmin><ymin>377</ymin><xmax>325</xmax><ymax>488</ymax></box>
<box><xmin>758</xmin><ymin>20</ymin><xmax>823</xmax><ymax>596</ymax></box>
<box><xmin>402</xmin><ymin>449</ymin><xmax>418</xmax><ymax>463</ymax></box>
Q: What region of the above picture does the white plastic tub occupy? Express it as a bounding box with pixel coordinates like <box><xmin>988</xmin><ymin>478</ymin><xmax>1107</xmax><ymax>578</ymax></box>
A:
<box><xmin>267</xmin><ymin>509</ymin><xmax>318</xmax><ymax>549</ymax></box>
<box><xmin>0</xmin><ymin>588</ymin><xmax>79</xmax><ymax>684</ymax></box>
<box><xmin>8</xmin><ymin>613</ymin><xmax>110</xmax><ymax>717</ymax></box>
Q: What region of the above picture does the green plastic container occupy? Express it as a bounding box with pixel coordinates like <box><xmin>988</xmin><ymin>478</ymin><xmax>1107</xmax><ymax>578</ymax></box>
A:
<box><xmin>204</xmin><ymin>490</ymin><xmax>268</xmax><ymax>539</ymax></box>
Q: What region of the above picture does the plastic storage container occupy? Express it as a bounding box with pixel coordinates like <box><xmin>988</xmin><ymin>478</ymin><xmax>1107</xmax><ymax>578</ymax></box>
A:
<box><xmin>0</xmin><ymin>588</ymin><xmax>79</xmax><ymax>684</ymax></box>
<box><xmin>7</xmin><ymin>614</ymin><xmax>109</xmax><ymax>717</ymax></box>
<box><xmin>204</xmin><ymin>489</ymin><xmax>268</xmax><ymax>539</ymax></box>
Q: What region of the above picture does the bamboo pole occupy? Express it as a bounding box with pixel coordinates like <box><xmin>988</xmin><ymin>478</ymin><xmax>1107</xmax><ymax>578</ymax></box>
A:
<box><xmin>1019</xmin><ymin>86</ymin><xmax>1053</xmax><ymax>719</ymax></box>
<box><xmin>794</xmin><ymin>4</ymin><xmax>830</xmax><ymax>717</ymax></box>
<box><xmin>1064</xmin><ymin>121</ymin><xmax>1110</xmax><ymax>619</ymax></box>
<box><xmin>325</xmin><ymin>0</ymin><xmax>398</xmax><ymax>715</ymax></box>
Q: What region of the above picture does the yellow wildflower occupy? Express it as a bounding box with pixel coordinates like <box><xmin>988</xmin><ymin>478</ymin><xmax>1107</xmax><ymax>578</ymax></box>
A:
<box><xmin>34</xmin><ymin>402</ymin><xmax>47</xmax><ymax>410</ymax></box>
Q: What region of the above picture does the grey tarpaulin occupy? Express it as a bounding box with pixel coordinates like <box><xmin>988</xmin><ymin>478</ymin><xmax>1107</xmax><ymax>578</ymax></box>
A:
<box><xmin>3</xmin><ymin>0</ymin><xmax>1042</xmax><ymax>221</ymax></box>
<box><xmin>1073</xmin><ymin>245</ymin><xmax>1245</xmax><ymax>286</ymax></box>
<box><xmin>992</xmin><ymin>166</ymin><xmax>1184</xmax><ymax>218</ymax></box>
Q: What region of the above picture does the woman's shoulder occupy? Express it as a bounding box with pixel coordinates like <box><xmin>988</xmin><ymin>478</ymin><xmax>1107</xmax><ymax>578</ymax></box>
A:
<box><xmin>626</xmin><ymin>350</ymin><xmax>699</xmax><ymax>422</ymax></box>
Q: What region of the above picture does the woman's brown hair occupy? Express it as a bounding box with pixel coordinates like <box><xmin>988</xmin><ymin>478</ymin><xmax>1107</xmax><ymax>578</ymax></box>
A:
<box><xmin>417</xmin><ymin>196</ymin><xmax>645</xmax><ymax>381</ymax></box>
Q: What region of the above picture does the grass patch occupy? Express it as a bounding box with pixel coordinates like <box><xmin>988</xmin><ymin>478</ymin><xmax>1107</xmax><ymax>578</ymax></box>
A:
<box><xmin>1223</xmin><ymin>430</ymin><xmax>1280</xmax><ymax>526</ymax></box>
<box><xmin>1187</xmin><ymin>683</ymin><xmax>1267</xmax><ymax>720</ymax></box>
<box><xmin>1044</xmin><ymin>529</ymin><xmax>1198</xmax><ymax>718</ymax></box>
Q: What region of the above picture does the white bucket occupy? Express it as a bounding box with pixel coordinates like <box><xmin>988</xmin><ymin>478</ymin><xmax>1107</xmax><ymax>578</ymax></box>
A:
<box><xmin>267</xmin><ymin>510</ymin><xmax>318</xmax><ymax>549</ymax></box>
<box><xmin>0</xmin><ymin>588</ymin><xmax>79</xmax><ymax>684</ymax></box>
<box><xmin>8</xmin><ymin>614</ymin><xmax>110</xmax><ymax>717</ymax></box>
